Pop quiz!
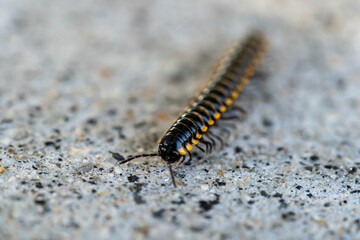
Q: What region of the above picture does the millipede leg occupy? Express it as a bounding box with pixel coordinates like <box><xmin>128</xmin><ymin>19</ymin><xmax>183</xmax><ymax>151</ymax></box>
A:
<box><xmin>176</xmin><ymin>147</ymin><xmax>192</xmax><ymax>167</ymax></box>
<box><xmin>176</xmin><ymin>155</ymin><xmax>186</xmax><ymax>167</ymax></box>
<box><xmin>214</xmin><ymin>122</ymin><xmax>234</xmax><ymax>141</ymax></box>
<box><xmin>231</xmin><ymin>105</ymin><xmax>247</xmax><ymax>116</ymax></box>
<box><xmin>167</xmin><ymin>163</ymin><xmax>177</xmax><ymax>188</ymax></box>
<box><xmin>208</xmin><ymin>130</ymin><xmax>224</xmax><ymax>150</ymax></box>
<box><xmin>220</xmin><ymin>122</ymin><xmax>237</xmax><ymax>130</ymax></box>
<box><xmin>220</xmin><ymin>115</ymin><xmax>244</xmax><ymax>122</ymax></box>
<box><xmin>195</xmin><ymin>144</ymin><xmax>206</xmax><ymax>153</ymax></box>
<box><xmin>204</xmin><ymin>134</ymin><xmax>216</xmax><ymax>152</ymax></box>
<box><xmin>219</xmin><ymin>127</ymin><xmax>232</xmax><ymax>140</ymax></box>
<box><xmin>188</xmin><ymin>150</ymin><xmax>192</xmax><ymax>163</ymax></box>
<box><xmin>221</xmin><ymin>106</ymin><xmax>247</xmax><ymax>122</ymax></box>
<box><xmin>199</xmin><ymin>138</ymin><xmax>212</xmax><ymax>154</ymax></box>
<box><xmin>200</xmin><ymin>141</ymin><xmax>209</xmax><ymax>153</ymax></box>
<box><xmin>233</xmin><ymin>105</ymin><xmax>247</xmax><ymax>116</ymax></box>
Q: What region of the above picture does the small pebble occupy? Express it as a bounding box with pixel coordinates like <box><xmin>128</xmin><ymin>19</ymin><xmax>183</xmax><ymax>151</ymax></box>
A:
<box><xmin>201</xmin><ymin>184</ymin><xmax>209</xmax><ymax>191</ymax></box>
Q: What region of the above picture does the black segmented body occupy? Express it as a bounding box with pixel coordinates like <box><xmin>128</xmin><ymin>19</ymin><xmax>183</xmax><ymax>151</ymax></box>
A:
<box><xmin>118</xmin><ymin>32</ymin><xmax>268</xmax><ymax>186</ymax></box>
<box><xmin>158</xmin><ymin>32</ymin><xmax>268</xmax><ymax>164</ymax></box>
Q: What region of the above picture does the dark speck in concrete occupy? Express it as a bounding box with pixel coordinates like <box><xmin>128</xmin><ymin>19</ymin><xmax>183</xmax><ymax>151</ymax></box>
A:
<box><xmin>134</xmin><ymin>121</ymin><xmax>147</xmax><ymax>128</ymax></box>
<box><xmin>190</xmin><ymin>226</ymin><xmax>204</xmax><ymax>232</ymax></box>
<box><xmin>234</xmin><ymin>146</ymin><xmax>243</xmax><ymax>153</ymax></box>
<box><xmin>348</xmin><ymin>167</ymin><xmax>357</xmax><ymax>174</ymax></box>
<box><xmin>128</xmin><ymin>174</ymin><xmax>139</xmax><ymax>183</ymax></box>
<box><xmin>130</xmin><ymin>183</ymin><xmax>146</xmax><ymax>204</ymax></box>
<box><xmin>112</xmin><ymin>126</ymin><xmax>126</xmax><ymax>139</ymax></box>
<box><xmin>152</xmin><ymin>209</ymin><xmax>166</xmax><ymax>219</ymax></box>
<box><xmin>44</xmin><ymin>141</ymin><xmax>55</xmax><ymax>147</ymax></box>
<box><xmin>109</xmin><ymin>151</ymin><xmax>125</xmax><ymax>162</ymax></box>
<box><xmin>171</xmin><ymin>197</ymin><xmax>185</xmax><ymax>205</ymax></box>
<box><xmin>86</xmin><ymin>118</ymin><xmax>97</xmax><ymax>125</ymax></box>
<box><xmin>262</xmin><ymin>117</ymin><xmax>273</xmax><ymax>127</ymax></box>
<box><xmin>215</xmin><ymin>179</ymin><xmax>226</xmax><ymax>186</ymax></box>
<box><xmin>279</xmin><ymin>199</ymin><xmax>288</xmax><ymax>209</ymax></box>
<box><xmin>282</xmin><ymin>212</ymin><xmax>296</xmax><ymax>221</ymax></box>
<box><xmin>350</xmin><ymin>190</ymin><xmax>360</xmax><ymax>194</ymax></box>
<box><xmin>304</xmin><ymin>166</ymin><xmax>313</xmax><ymax>171</ymax></box>
<box><xmin>199</xmin><ymin>194</ymin><xmax>220</xmax><ymax>213</ymax></box>
<box><xmin>260</xmin><ymin>190</ymin><xmax>270</xmax><ymax>197</ymax></box>
<box><xmin>34</xmin><ymin>195</ymin><xmax>47</xmax><ymax>206</ymax></box>
<box><xmin>310</xmin><ymin>155</ymin><xmax>319</xmax><ymax>161</ymax></box>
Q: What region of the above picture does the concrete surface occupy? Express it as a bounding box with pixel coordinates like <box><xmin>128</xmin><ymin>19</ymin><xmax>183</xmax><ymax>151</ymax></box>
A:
<box><xmin>1</xmin><ymin>0</ymin><xmax>360</xmax><ymax>239</ymax></box>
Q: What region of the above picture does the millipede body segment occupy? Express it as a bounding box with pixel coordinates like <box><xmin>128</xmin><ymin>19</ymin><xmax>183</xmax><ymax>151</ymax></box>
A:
<box><xmin>117</xmin><ymin>32</ymin><xmax>268</xmax><ymax>187</ymax></box>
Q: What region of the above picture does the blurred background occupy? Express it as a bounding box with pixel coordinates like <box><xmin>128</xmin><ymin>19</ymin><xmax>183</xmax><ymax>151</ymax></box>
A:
<box><xmin>1</xmin><ymin>0</ymin><xmax>360</xmax><ymax>239</ymax></box>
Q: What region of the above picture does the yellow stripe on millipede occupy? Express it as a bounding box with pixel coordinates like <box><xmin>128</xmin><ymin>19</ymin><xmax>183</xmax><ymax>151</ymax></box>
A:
<box><xmin>186</xmin><ymin>143</ymin><xmax>193</xmax><ymax>151</ymax></box>
<box><xmin>220</xmin><ymin>106</ymin><xmax>227</xmax><ymax>112</ymax></box>
<box><xmin>241</xmin><ymin>77</ymin><xmax>249</xmax><ymax>85</ymax></box>
<box><xmin>237</xmin><ymin>84</ymin><xmax>244</xmax><ymax>91</ymax></box>
<box><xmin>231</xmin><ymin>91</ymin><xmax>239</xmax><ymax>98</ymax></box>
<box><xmin>177</xmin><ymin>147</ymin><xmax>187</xmax><ymax>155</ymax></box>
<box><xmin>225</xmin><ymin>98</ymin><xmax>233</xmax><ymax>106</ymax></box>
<box><xmin>201</xmin><ymin>125</ymin><xmax>208</xmax><ymax>132</ymax></box>
<box><xmin>245</xmin><ymin>67</ymin><xmax>255</xmax><ymax>77</ymax></box>
<box><xmin>214</xmin><ymin>112</ymin><xmax>221</xmax><ymax>119</ymax></box>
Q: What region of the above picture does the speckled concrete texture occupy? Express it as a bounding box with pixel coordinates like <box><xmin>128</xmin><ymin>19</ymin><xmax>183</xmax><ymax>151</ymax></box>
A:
<box><xmin>1</xmin><ymin>0</ymin><xmax>360</xmax><ymax>239</ymax></box>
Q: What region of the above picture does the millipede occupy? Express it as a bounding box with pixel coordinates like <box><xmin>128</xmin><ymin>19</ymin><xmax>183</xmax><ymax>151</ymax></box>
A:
<box><xmin>116</xmin><ymin>32</ymin><xmax>268</xmax><ymax>187</ymax></box>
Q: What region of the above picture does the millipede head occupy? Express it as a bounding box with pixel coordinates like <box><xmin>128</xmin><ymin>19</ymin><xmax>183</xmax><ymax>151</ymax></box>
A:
<box><xmin>158</xmin><ymin>135</ymin><xmax>183</xmax><ymax>164</ymax></box>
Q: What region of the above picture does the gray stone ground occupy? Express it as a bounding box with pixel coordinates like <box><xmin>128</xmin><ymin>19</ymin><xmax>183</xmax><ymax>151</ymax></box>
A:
<box><xmin>1</xmin><ymin>0</ymin><xmax>360</xmax><ymax>239</ymax></box>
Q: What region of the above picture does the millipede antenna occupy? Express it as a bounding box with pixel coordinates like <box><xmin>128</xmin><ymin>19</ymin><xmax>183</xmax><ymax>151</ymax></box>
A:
<box><xmin>118</xmin><ymin>153</ymin><xmax>159</xmax><ymax>165</ymax></box>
